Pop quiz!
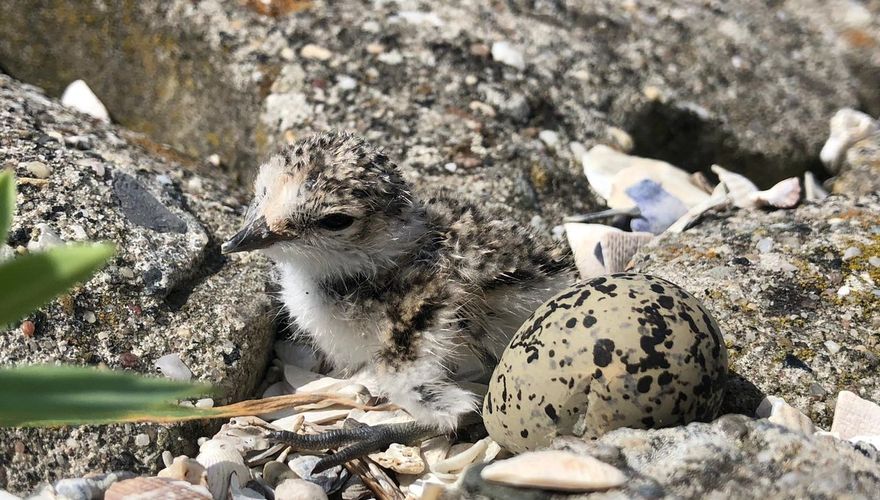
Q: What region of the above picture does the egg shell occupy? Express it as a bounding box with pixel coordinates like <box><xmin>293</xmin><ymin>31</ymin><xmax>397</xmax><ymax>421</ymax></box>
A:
<box><xmin>483</xmin><ymin>273</ymin><xmax>728</xmax><ymax>453</ymax></box>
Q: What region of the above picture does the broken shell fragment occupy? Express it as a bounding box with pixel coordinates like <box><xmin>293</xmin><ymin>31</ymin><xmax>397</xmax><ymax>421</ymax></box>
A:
<box><xmin>756</xmin><ymin>396</ymin><xmax>816</xmax><ymax>435</ymax></box>
<box><xmin>369</xmin><ymin>443</ymin><xmax>426</xmax><ymax>474</ymax></box>
<box><xmin>625</xmin><ymin>179</ymin><xmax>689</xmax><ymax>234</ymax></box>
<box><xmin>711</xmin><ymin>165</ymin><xmax>758</xmax><ymax>208</ymax></box>
<box><xmin>158</xmin><ymin>456</ymin><xmax>208</xmax><ymax>487</ymax></box>
<box><xmin>830</xmin><ymin>391</ymin><xmax>880</xmax><ymax>440</ymax></box>
<box><xmin>820</xmin><ymin>108</ymin><xmax>879</xmax><ymax>172</ymax></box>
<box><xmin>601</xmin><ymin>150</ymin><xmax>709</xmax><ymax>209</ymax></box>
<box><xmin>803</xmin><ymin>171</ymin><xmax>829</xmax><ymax>202</ymax></box>
<box><xmin>195</xmin><ymin>443</ymin><xmax>251</xmax><ymax>499</ymax></box>
<box><xmin>480</xmin><ymin>450</ymin><xmax>626</xmax><ymax>492</ymax></box>
<box><xmin>105</xmin><ymin>477</ymin><xmax>211</xmax><ymax>500</ymax></box>
<box><xmin>751</xmin><ymin>177</ymin><xmax>801</xmax><ymax>209</ymax></box>
<box><xmin>599</xmin><ymin>230</ymin><xmax>654</xmax><ymax>273</ymax></box>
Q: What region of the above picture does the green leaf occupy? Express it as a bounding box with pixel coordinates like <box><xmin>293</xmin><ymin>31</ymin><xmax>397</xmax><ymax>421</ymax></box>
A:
<box><xmin>0</xmin><ymin>170</ymin><xmax>14</xmax><ymax>244</ymax></box>
<box><xmin>0</xmin><ymin>365</ymin><xmax>217</xmax><ymax>427</ymax></box>
<box><xmin>0</xmin><ymin>243</ymin><xmax>115</xmax><ymax>325</ymax></box>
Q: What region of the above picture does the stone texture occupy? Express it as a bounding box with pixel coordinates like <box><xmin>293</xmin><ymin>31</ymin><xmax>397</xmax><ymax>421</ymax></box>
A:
<box><xmin>787</xmin><ymin>0</ymin><xmax>880</xmax><ymax>116</ymax></box>
<box><xmin>631</xmin><ymin>194</ymin><xmax>880</xmax><ymax>429</ymax></box>
<box><xmin>452</xmin><ymin>415</ymin><xmax>880</xmax><ymax>499</ymax></box>
<box><xmin>831</xmin><ymin>131</ymin><xmax>880</xmax><ymax>196</ymax></box>
<box><xmin>0</xmin><ymin>0</ymin><xmax>860</xmax><ymax>208</ymax></box>
<box><xmin>0</xmin><ymin>74</ymin><xmax>275</xmax><ymax>493</ymax></box>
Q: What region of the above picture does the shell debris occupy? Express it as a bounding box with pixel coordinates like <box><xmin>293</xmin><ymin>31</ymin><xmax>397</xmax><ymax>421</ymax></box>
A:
<box><xmin>480</xmin><ymin>450</ymin><xmax>627</xmax><ymax>492</ymax></box>
<box><xmin>830</xmin><ymin>391</ymin><xmax>880</xmax><ymax>441</ymax></box>
<box><xmin>756</xmin><ymin>396</ymin><xmax>816</xmax><ymax>435</ymax></box>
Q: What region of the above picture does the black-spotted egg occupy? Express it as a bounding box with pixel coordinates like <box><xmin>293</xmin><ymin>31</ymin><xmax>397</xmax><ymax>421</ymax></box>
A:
<box><xmin>483</xmin><ymin>273</ymin><xmax>728</xmax><ymax>452</ymax></box>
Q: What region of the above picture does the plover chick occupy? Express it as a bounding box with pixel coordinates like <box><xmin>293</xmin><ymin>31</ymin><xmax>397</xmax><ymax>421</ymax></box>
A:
<box><xmin>222</xmin><ymin>131</ymin><xmax>575</xmax><ymax>470</ymax></box>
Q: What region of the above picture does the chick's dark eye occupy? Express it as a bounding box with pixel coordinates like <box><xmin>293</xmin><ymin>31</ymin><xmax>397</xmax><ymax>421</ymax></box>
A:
<box><xmin>316</xmin><ymin>213</ymin><xmax>355</xmax><ymax>231</ymax></box>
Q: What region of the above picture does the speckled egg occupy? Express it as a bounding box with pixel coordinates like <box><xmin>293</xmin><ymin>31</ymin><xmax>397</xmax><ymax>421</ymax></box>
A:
<box><xmin>483</xmin><ymin>273</ymin><xmax>728</xmax><ymax>453</ymax></box>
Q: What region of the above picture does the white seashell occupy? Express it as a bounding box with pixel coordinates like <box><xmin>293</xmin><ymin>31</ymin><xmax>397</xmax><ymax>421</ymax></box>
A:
<box><xmin>690</xmin><ymin>171</ymin><xmax>715</xmax><ymax>194</ymax></box>
<box><xmin>751</xmin><ymin>177</ymin><xmax>801</xmax><ymax>209</ymax></box>
<box><xmin>275</xmin><ymin>478</ymin><xmax>329</xmax><ymax>500</ymax></box>
<box><xmin>298</xmin><ymin>406</ymin><xmax>353</xmax><ymax>425</ymax></box>
<box><xmin>348</xmin><ymin>409</ymin><xmax>414</xmax><ymax>426</ymax></box>
<box><xmin>263</xmin><ymin>461</ymin><xmax>298</xmax><ymax>488</ymax></box>
<box><xmin>831</xmin><ymin>391</ymin><xmax>880</xmax><ymax>440</ymax></box>
<box><xmin>369</xmin><ymin>443</ymin><xmax>425</xmax><ymax>474</ymax></box>
<box><xmin>196</xmin><ymin>445</ymin><xmax>251</xmax><ymax>500</ymax></box>
<box><xmin>26</xmin><ymin>223</ymin><xmax>64</xmax><ymax>252</ymax></box>
<box><xmin>432</xmin><ymin>437</ymin><xmax>494</xmax><ymax>474</ymax></box>
<box><xmin>820</xmin><ymin>108</ymin><xmax>878</xmax><ymax>172</ymax></box>
<box><xmin>755</xmin><ymin>396</ymin><xmax>816</xmax><ymax>435</ymax></box>
<box><xmin>480</xmin><ymin>450</ymin><xmax>626</xmax><ymax>492</ymax></box>
<box><xmin>604</xmin><ymin>153</ymin><xmax>709</xmax><ymax>209</ymax></box>
<box><xmin>599</xmin><ymin>230</ymin><xmax>655</xmax><ymax>273</ymax></box>
<box><xmin>61</xmin><ymin>79</ymin><xmax>110</xmax><ymax>121</ymax></box>
<box><xmin>664</xmin><ymin>185</ymin><xmax>730</xmax><ymax>234</ymax></box>
<box><xmin>228</xmin><ymin>474</ymin><xmax>264</xmax><ymax>500</ymax></box>
<box><xmin>105</xmin><ymin>477</ymin><xmax>211</xmax><ymax>500</ymax></box>
<box><xmin>213</xmin><ymin>421</ymin><xmax>272</xmax><ymax>452</ymax></box>
<box><xmin>155</xmin><ymin>353</ymin><xmax>193</xmax><ymax>381</ymax></box>
<box><xmin>803</xmin><ymin>171</ymin><xmax>829</xmax><ymax>202</ymax></box>
<box><xmin>288</xmin><ymin>454</ymin><xmax>349</xmax><ymax>494</ymax></box>
<box><xmin>273</xmin><ymin>414</ymin><xmax>306</xmax><ymax>432</ymax></box>
<box><xmin>158</xmin><ymin>456</ymin><xmax>209</xmax><ymax>487</ymax></box>
<box><xmin>420</xmin><ymin>436</ymin><xmax>453</xmax><ymax>470</ymax></box>
<box><xmin>55</xmin><ymin>472</ymin><xmax>135</xmax><ymax>500</ymax></box>
<box><xmin>491</xmin><ymin>41</ymin><xmax>525</xmax><ymax>70</ymax></box>
<box><xmin>711</xmin><ymin>165</ymin><xmax>759</xmax><ymax>208</ymax></box>
<box><xmin>0</xmin><ymin>491</ymin><xmax>21</xmax><ymax>500</ymax></box>
<box><xmin>580</xmin><ymin>144</ymin><xmax>631</xmax><ymax>201</ymax></box>
<box><xmin>564</xmin><ymin>223</ymin><xmax>619</xmax><ymax>280</ymax></box>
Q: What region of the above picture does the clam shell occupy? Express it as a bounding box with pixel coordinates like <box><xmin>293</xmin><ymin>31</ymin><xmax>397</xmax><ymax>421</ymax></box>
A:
<box><xmin>196</xmin><ymin>445</ymin><xmax>251</xmax><ymax>500</ymax></box>
<box><xmin>831</xmin><ymin>391</ymin><xmax>880</xmax><ymax>440</ymax></box>
<box><xmin>599</xmin><ymin>230</ymin><xmax>654</xmax><ymax>273</ymax></box>
<box><xmin>347</xmin><ymin>409</ymin><xmax>414</xmax><ymax>426</ymax></box>
<box><xmin>480</xmin><ymin>450</ymin><xmax>626</xmax><ymax>492</ymax></box>
<box><xmin>711</xmin><ymin>165</ymin><xmax>758</xmax><ymax>208</ymax></box>
<box><xmin>432</xmin><ymin>437</ymin><xmax>499</xmax><ymax>474</ymax></box>
<box><xmin>605</xmin><ymin>154</ymin><xmax>709</xmax><ymax>209</ymax></box>
<box><xmin>756</xmin><ymin>396</ymin><xmax>816</xmax><ymax>435</ymax></box>
<box><xmin>262</xmin><ymin>461</ymin><xmax>297</xmax><ymax>488</ymax></box>
<box><xmin>820</xmin><ymin>108</ymin><xmax>878</xmax><ymax>172</ymax></box>
<box><xmin>751</xmin><ymin>177</ymin><xmax>801</xmax><ymax>209</ymax></box>
<box><xmin>580</xmin><ymin>144</ymin><xmax>630</xmax><ymax>201</ymax></box>
<box><xmin>155</xmin><ymin>353</ymin><xmax>193</xmax><ymax>380</ymax></box>
<box><xmin>369</xmin><ymin>443</ymin><xmax>425</xmax><ymax>474</ymax></box>
<box><xmin>105</xmin><ymin>477</ymin><xmax>211</xmax><ymax>500</ymax></box>
<box><xmin>287</xmin><ymin>454</ymin><xmax>349</xmax><ymax>494</ymax></box>
<box><xmin>564</xmin><ymin>223</ymin><xmax>619</xmax><ymax>280</ymax></box>
<box><xmin>275</xmin><ymin>479</ymin><xmax>329</xmax><ymax>500</ymax></box>
<box><xmin>158</xmin><ymin>456</ymin><xmax>208</xmax><ymax>487</ymax></box>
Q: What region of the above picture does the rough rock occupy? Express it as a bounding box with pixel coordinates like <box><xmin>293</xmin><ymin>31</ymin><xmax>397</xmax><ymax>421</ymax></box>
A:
<box><xmin>0</xmin><ymin>74</ymin><xmax>275</xmax><ymax>492</ymax></box>
<box><xmin>0</xmin><ymin>1</ymin><xmax>860</xmax><ymax>213</ymax></box>
<box><xmin>786</xmin><ymin>0</ymin><xmax>880</xmax><ymax>116</ymax></box>
<box><xmin>831</xmin><ymin>131</ymin><xmax>880</xmax><ymax>196</ymax></box>
<box><xmin>631</xmin><ymin>194</ymin><xmax>880</xmax><ymax>428</ymax></box>
<box><xmin>452</xmin><ymin>415</ymin><xmax>880</xmax><ymax>499</ymax></box>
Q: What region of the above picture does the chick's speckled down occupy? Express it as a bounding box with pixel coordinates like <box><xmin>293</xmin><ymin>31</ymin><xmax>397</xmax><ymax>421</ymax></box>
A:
<box><xmin>483</xmin><ymin>273</ymin><xmax>728</xmax><ymax>452</ymax></box>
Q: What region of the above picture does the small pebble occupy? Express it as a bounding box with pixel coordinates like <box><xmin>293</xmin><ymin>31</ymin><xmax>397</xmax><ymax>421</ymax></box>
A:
<box><xmin>756</xmin><ymin>237</ymin><xmax>774</xmax><ymax>254</ymax></box>
<box><xmin>119</xmin><ymin>352</ymin><xmax>140</xmax><ymax>368</ymax></box>
<box><xmin>22</xmin><ymin>160</ymin><xmax>51</xmax><ymax>179</ymax></box>
<box><xmin>21</xmin><ymin>320</ymin><xmax>35</xmax><ymax>337</ymax></box>
<box><xmin>195</xmin><ymin>398</ymin><xmax>214</xmax><ymax>409</ymax></box>
<box><xmin>83</xmin><ymin>311</ymin><xmax>96</xmax><ymax>324</ymax></box>
<box><xmin>443</xmin><ymin>162</ymin><xmax>458</xmax><ymax>173</ymax></box>
<box><xmin>336</xmin><ymin>75</ymin><xmax>357</xmax><ymax>90</ymax></box>
<box><xmin>119</xmin><ymin>267</ymin><xmax>135</xmax><ymax>279</ymax></box>
<box><xmin>300</xmin><ymin>44</ymin><xmax>333</xmax><ymax>61</ymax></box>
<box><xmin>538</xmin><ymin>130</ymin><xmax>560</xmax><ymax>149</ymax></box>
<box><xmin>868</xmin><ymin>256</ymin><xmax>880</xmax><ymax>268</ymax></box>
<box><xmin>837</xmin><ymin>285</ymin><xmax>851</xmax><ymax>297</ymax></box>
<box><xmin>842</xmin><ymin>247</ymin><xmax>862</xmax><ymax>261</ymax></box>
<box><xmin>824</xmin><ymin>340</ymin><xmax>841</xmax><ymax>354</ymax></box>
<box><xmin>134</xmin><ymin>433</ymin><xmax>150</xmax><ymax>447</ymax></box>
<box><xmin>378</xmin><ymin>50</ymin><xmax>403</xmax><ymax>65</ymax></box>
<box><xmin>491</xmin><ymin>41</ymin><xmax>525</xmax><ymax>70</ymax></box>
<box><xmin>365</xmin><ymin>42</ymin><xmax>385</xmax><ymax>54</ymax></box>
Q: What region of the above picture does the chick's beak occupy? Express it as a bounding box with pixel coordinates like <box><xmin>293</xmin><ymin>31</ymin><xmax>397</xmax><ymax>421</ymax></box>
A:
<box><xmin>221</xmin><ymin>216</ymin><xmax>282</xmax><ymax>254</ymax></box>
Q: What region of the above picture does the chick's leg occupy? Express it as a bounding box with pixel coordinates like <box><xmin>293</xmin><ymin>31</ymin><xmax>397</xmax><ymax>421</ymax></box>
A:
<box><xmin>270</xmin><ymin>357</ymin><xmax>475</xmax><ymax>473</ymax></box>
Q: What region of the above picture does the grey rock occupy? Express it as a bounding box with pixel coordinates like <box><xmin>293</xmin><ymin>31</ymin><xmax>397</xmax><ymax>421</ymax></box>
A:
<box><xmin>0</xmin><ymin>73</ymin><xmax>275</xmax><ymax>493</ymax></box>
<box><xmin>631</xmin><ymin>194</ymin><xmax>880</xmax><ymax>428</ymax></box>
<box><xmin>832</xmin><ymin>131</ymin><xmax>880</xmax><ymax>196</ymax></box>
<box><xmin>0</xmin><ymin>0</ymin><xmax>859</xmax><ymax>214</ymax></box>
<box><xmin>786</xmin><ymin>0</ymin><xmax>880</xmax><ymax>116</ymax></box>
<box><xmin>451</xmin><ymin>415</ymin><xmax>880</xmax><ymax>499</ymax></box>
